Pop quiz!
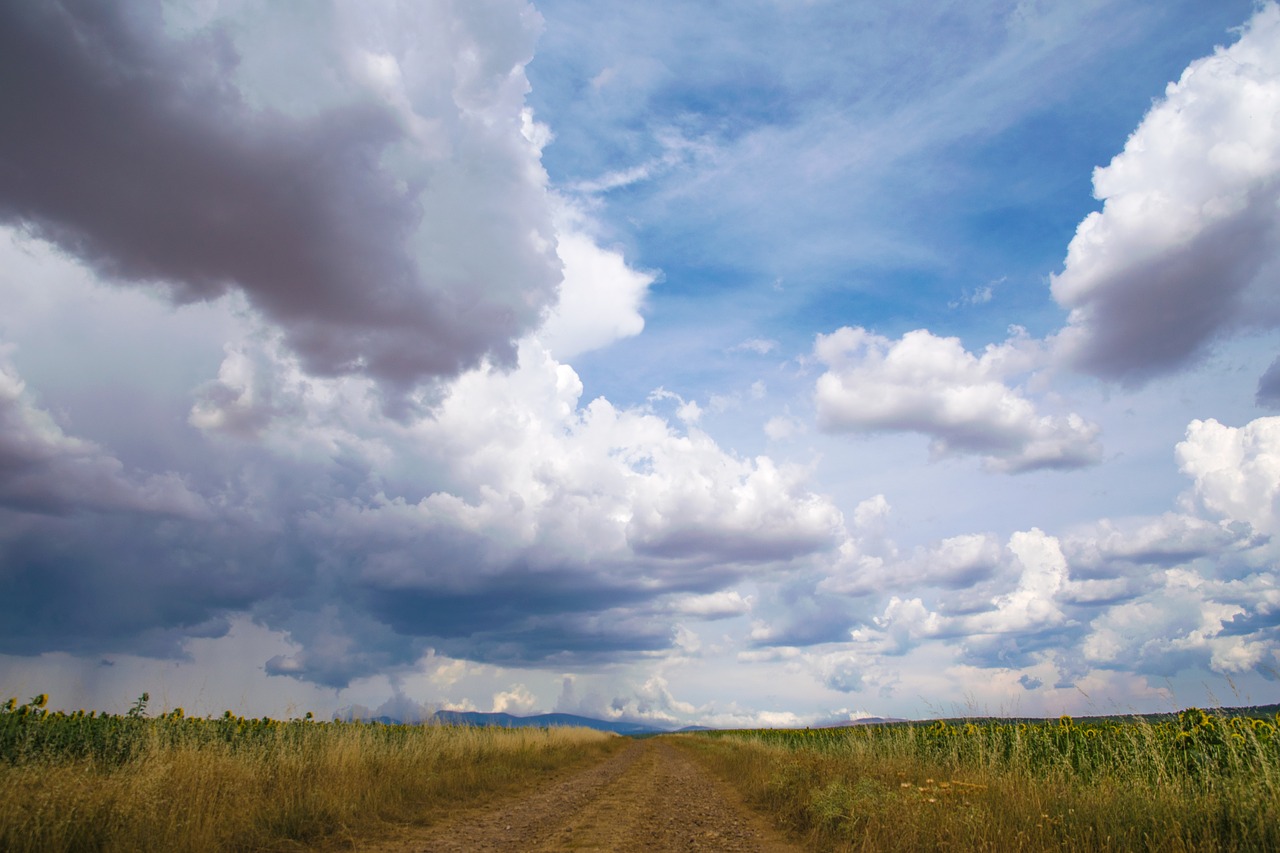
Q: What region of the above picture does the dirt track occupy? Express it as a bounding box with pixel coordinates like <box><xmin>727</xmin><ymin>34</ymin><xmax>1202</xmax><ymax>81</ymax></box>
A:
<box><xmin>360</xmin><ymin>738</ymin><xmax>802</xmax><ymax>852</ymax></box>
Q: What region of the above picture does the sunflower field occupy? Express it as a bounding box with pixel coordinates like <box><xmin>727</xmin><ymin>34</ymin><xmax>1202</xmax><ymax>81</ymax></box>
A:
<box><xmin>0</xmin><ymin>692</ymin><xmax>621</xmax><ymax>853</ymax></box>
<box><xmin>679</xmin><ymin>709</ymin><xmax>1280</xmax><ymax>851</ymax></box>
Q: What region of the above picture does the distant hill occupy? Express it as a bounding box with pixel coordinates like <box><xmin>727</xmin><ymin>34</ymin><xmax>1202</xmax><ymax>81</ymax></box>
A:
<box><xmin>430</xmin><ymin>710</ymin><xmax>667</xmax><ymax>735</ymax></box>
<box><xmin>820</xmin><ymin>716</ymin><xmax>908</xmax><ymax>727</ymax></box>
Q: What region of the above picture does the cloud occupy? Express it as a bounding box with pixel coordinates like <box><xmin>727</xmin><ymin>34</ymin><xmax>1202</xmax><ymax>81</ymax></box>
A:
<box><xmin>806</xmin><ymin>416</ymin><xmax>1280</xmax><ymax>685</ymax></box>
<box><xmin>183</xmin><ymin>336</ymin><xmax>848</xmax><ymax>682</ymax></box>
<box><xmin>921</xmin><ymin>534</ymin><xmax>1008</xmax><ymax>588</ymax></box>
<box><xmin>1062</xmin><ymin>512</ymin><xmax>1259</xmax><ymax>578</ymax></box>
<box><xmin>551</xmin><ymin>673</ymin><xmax>700</xmax><ymax>727</ymax></box>
<box><xmin>731</xmin><ymin>338</ymin><xmax>779</xmax><ymax>355</ymax></box>
<box><xmin>666</xmin><ymin>590</ymin><xmax>752</xmax><ymax>619</ymax></box>
<box><xmin>1176</xmin><ymin>416</ymin><xmax>1280</xmax><ymax>535</ymax></box>
<box><xmin>492</xmin><ymin>683</ymin><xmax>538</xmax><ymax>714</ymax></box>
<box><xmin>820</xmin><ymin>529</ymin><xmax>1006</xmax><ymax>599</ymax></box>
<box><xmin>0</xmin><ymin>1</ymin><xmax>561</xmax><ymax>398</ymax></box>
<box><xmin>536</xmin><ymin>227</ymin><xmax>652</xmax><ymax>359</ymax></box>
<box><xmin>813</xmin><ymin>326</ymin><xmax>1101</xmax><ymax>472</ymax></box>
<box><xmin>961</xmin><ymin>529</ymin><xmax>1070</xmax><ymax>636</ymax></box>
<box><xmin>948</xmin><ymin>279</ymin><xmax>1000</xmax><ymax>309</ymax></box>
<box><xmin>1081</xmin><ymin>569</ymin><xmax>1279</xmax><ymax>678</ymax></box>
<box><xmin>764</xmin><ymin>415</ymin><xmax>802</xmax><ymax>441</ymax></box>
<box><xmin>334</xmin><ymin>688</ymin><xmax>437</xmax><ymax>724</ymax></box>
<box><xmin>1258</xmin><ymin>356</ymin><xmax>1280</xmax><ymax>408</ymax></box>
<box><xmin>0</xmin><ymin>347</ymin><xmax>205</xmax><ymax>517</ymax></box>
<box><xmin>1051</xmin><ymin>4</ymin><xmax>1280</xmax><ymax>384</ymax></box>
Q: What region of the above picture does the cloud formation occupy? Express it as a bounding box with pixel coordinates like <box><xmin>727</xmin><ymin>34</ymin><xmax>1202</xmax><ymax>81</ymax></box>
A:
<box><xmin>814</xmin><ymin>327</ymin><xmax>1100</xmax><ymax>472</ymax></box>
<box><xmin>1257</xmin><ymin>356</ymin><xmax>1280</xmax><ymax>408</ymax></box>
<box><xmin>536</xmin><ymin>227</ymin><xmax>652</xmax><ymax>359</ymax></box>
<box><xmin>1176</xmin><ymin>416</ymin><xmax>1280</xmax><ymax>535</ymax></box>
<box><xmin>1051</xmin><ymin>4</ymin><xmax>1280</xmax><ymax>384</ymax></box>
<box><xmin>165</xmin><ymin>333</ymin><xmax>847</xmax><ymax>684</ymax></box>
<box><xmin>0</xmin><ymin>349</ymin><xmax>205</xmax><ymax>518</ymax></box>
<box><xmin>0</xmin><ymin>1</ymin><xmax>561</xmax><ymax>397</ymax></box>
<box><xmin>2</xmin><ymin>0</ymin><xmax>1277</xmax><ymax>726</ymax></box>
<box><xmin>810</xmin><ymin>416</ymin><xmax>1280</xmax><ymax>691</ymax></box>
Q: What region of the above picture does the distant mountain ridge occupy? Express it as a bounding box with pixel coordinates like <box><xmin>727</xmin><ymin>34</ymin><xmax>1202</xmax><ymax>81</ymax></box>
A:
<box><xmin>430</xmin><ymin>710</ymin><xmax>667</xmax><ymax>735</ymax></box>
<box><xmin>818</xmin><ymin>716</ymin><xmax>909</xmax><ymax>727</ymax></box>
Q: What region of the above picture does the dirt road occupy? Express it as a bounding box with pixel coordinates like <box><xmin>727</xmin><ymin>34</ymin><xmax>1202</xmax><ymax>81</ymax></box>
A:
<box><xmin>361</xmin><ymin>738</ymin><xmax>802</xmax><ymax>852</ymax></box>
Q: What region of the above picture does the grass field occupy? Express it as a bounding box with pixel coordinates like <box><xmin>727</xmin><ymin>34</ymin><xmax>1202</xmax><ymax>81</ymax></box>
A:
<box><xmin>0</xmin><ymin>693</ymin><xmax>622</xmax><ymax>852</ymax></box>
<box><xmin>678</xmin><ymin>709</ymin><xmax>1280</xmax><ymax>851</ymax></box>
<box><xmin>8</xmin><ymin>692</ymin><xmax>1279</xmax><ymax>852</ymax></box>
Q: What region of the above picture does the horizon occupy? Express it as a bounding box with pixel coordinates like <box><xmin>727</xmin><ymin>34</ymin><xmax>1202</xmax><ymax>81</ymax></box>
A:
<box><xmin>2</xmin><ymin>0</ymin><xmax>1279</xmax><ymax>730</ymax></box>
<box><xmin>337</xmin><ymin>703</ymin><xmax>1280</xmax><ymax>729</ymax></box>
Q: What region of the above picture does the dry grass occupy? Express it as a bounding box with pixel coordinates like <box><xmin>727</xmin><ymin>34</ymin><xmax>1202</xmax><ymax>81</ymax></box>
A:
<box><xmin>0</xmin><ymin>696</ymin><xmax>623</xmax><ymax>852</ymax></box>
<box><xmin>675</xmin><ymin>714</ymin><xmax>1280</xmax><ymax>852</ymax></box>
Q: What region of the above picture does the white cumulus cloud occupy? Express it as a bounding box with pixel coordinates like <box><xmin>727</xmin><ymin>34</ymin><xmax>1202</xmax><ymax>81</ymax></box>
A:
<box><xmin>1051</xmin><ymin>3</ymin><xmax>1280</xmax><ymax>384</ymax></box>
<box><xmin>813</xmin><ymin>326</ymin><xmax>1101</xmax><ymax>472</ymax></box>
<box><xmin>1176</xmin><ymin>416</ymin><xmax>1280</xmax><ymax>535</ymax></box>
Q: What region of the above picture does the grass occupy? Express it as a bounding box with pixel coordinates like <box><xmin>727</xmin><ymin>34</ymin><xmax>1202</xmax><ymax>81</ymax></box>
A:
<box><xmin>0</xmin><ymin>693</ymin><xmax>623</xmax><ymax>852</ymax></box>
<box><xmin>675</xmin><ymin>710</ymin><xmax>1280</xmax><ymax>852</ymax></box>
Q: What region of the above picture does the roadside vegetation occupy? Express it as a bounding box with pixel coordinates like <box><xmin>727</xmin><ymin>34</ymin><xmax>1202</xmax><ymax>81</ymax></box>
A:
<box><xmin>679</xmin><ymin>709</ymin><xmax>1280</xmax><ymax>852</ymax></box>
<box><xmin>0</xmin><ymin>692</ymin><xmax>623</xmax><ymax>852</ymax></box>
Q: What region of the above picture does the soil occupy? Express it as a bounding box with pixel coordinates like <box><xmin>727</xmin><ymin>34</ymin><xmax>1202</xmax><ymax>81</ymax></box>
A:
<box><xmin>357</xmin><ymin>738</ymin><xmax>803</xmax><ymax>852</ymax></box>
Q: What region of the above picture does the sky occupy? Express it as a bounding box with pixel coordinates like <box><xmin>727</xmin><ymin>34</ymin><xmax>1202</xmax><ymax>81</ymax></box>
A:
<box><xmin>0</xmin><ymin>0</ymin><xmax>1278</xmax><ymax>728</ymax></box>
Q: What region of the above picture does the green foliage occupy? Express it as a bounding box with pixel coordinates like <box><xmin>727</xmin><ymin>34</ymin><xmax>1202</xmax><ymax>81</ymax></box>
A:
<box><xmin>697</xmin><ymin>708</ymin><xmax>1280</xmax><ymax>785</ymax></box>
<box><xmin>1</xmin><ymin>692</ymin><xmax>337</xmax><ymax>767</ymax></box>
<box><xmin>687</xmin><ymin>710</ymin><xmax>1280</xmax><ymax>851</ymax></box>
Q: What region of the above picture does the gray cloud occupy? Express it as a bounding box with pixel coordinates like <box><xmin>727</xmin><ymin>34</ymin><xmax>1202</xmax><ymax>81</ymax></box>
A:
<box><xmin>0</xmin><ymin>354</ymin><xmax>208</xmax><ymax>517</ymax></box>
<box><xmin>0</xmin><ymin>511</ymin><xmax>295</xmax><ymax>658</ymax></box>
<box><xmin>1061</xmin><ymin>514</ymin><xmax>1260</xmax><ymax>578</ymax></box>
<box><xmin>1258</xmin><ymin>356</ymin><xmax>1280</xmax><ymax>408</ymax></box>
<box><xmin>1055</xmin><ymin>208</ymin><xmax>1280</xmax><ymax>384</ymax></box>
<box><xmin>0</xmin><ymin>323</ymin><xmax>849</xmax><ymax>688</ymax></box>
<box><xmin>0</xmin><ymin>1</ymin><xmax>560</xmax><ymax>398</ymax></box>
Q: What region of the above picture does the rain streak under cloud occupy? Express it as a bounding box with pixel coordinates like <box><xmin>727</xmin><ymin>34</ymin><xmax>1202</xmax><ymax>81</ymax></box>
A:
<box><xmin>1</xmin><ymin>0</ymin><xmax>1278</xmax><ymax>727</ymax></box>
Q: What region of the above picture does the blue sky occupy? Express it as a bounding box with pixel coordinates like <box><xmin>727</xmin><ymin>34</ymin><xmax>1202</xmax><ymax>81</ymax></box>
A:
<box><xmin>0</xmin><ymin>0</ymin><xmax>1278</xmax><ymax>727</ymax></box>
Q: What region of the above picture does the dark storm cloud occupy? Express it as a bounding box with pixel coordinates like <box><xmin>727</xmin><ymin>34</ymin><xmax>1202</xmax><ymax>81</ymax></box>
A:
<box><xmin>0</xmin><ymin>348</ymin><xmax>847</xmax><ymax>689</ymax></box>
<box><xmin>363</xmin><ymin>574</ymin><xmax>674</xmax><ymax>666</ymax></box>
<box><xmin>0</xmin><ymin>510</ymin><xmax>302</xmax><ymax>658</ymax></box>
<box><xmin>0</xmin><ymin>1</ymin><xmax>555</xmax><ymax>394</ymax></box>
<box><xmin>255</xmin><ymin>568</ymin><xmax>685</xmax><ymax>688</ymax></box>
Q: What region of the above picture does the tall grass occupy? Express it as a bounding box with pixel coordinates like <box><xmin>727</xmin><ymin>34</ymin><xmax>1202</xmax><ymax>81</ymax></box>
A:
<box><xmin>0</xmin><ymin>694</ymin><xmax>622</xmax><ymax>852</ymax></box>
<box><xmin>678</xmin><ymin>710</ymin><xmax>1280</xmax><ymax>851</ymax></box>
